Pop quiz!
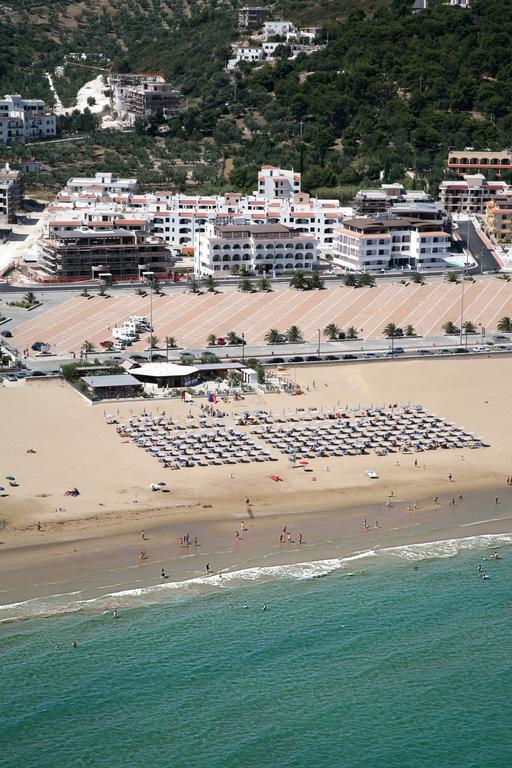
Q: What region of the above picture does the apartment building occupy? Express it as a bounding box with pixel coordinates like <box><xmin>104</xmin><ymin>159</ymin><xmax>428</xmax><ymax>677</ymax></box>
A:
<box><xmin>109</xmin><ymin>74</ymin><xmax>183</xmax><ymax>122</ymax></box>
<box><xmin>227</xmin><ymin>45</ymin><xmax>265</xmax><ymax>69</ymax></box>
<box><xmin>45</xmin><ymin>167</ymin><xmax>345</xmax><ymax>252</ymax></box>
<box><xmin>0</xmin><ymin>95</ymin><xmax>56</xmax><ymax>144</ymax></box>
<box><xmin>238</xmin><ymin>7</ymin><xmax>270</xmax><ymax>28</ymax></box>
<box><xmin>485</xmin><ymin>194</ymin><xmax>512</xmax><ymax>243</ymax></box>
<box><xmin>447</xmin><ymin>150</ymin><xmax>512</xmax><ymax>178</ymax></box>
<box><xmin>65</xmin><ymin>173</ymin><xmax>138</xmax><ymax>195</ymax></box>
<box><xmin>258</xmin><ymin>165</ymin><xmax>301</xmax><ymax>198</ymax></box>
<box><xmin>0</xmin><ymin>164</ymin><xmax>23</xmax><ymax>223</ymax></box>
<box><xmin>196</xmin><ymin>222</ymin><xmax>318</xmax><ymax>276</ymax></box>
<box><xmin>332</xmin><ymin>217</ymin><xmax>451</xmax><ymax>272</ymax></box>
<box><xmin>353</xmin><ymin>183</ymin><xmax>431</xmax><ymax>215</ymax></box>
<box><xmin>439</xmin><ymin>174</ymin><xmax>508</xmax><ymax>215</ymax></box>
<box><xmin>39</xmin><ymin>226</ymin><xmax>175</xmax><ymax>281</ymax></box>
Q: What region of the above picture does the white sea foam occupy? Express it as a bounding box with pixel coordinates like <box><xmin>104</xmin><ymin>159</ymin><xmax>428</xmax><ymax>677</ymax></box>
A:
<box><xmin>2</xmin><ymin>534</ymin><xmax>511</xmax><ymax>621</ymax></box>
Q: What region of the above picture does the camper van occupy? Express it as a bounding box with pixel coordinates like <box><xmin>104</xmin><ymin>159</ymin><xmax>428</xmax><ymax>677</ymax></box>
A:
<box><xmin>112</xmin><ymin>326</ymin><xmax>138</xmax><ymax>342</ymax></box>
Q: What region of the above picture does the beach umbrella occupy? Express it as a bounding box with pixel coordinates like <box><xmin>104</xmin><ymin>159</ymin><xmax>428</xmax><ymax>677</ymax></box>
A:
<box><xmin>299</xmin><ymin>460</ymin><xmax>309</xmax><ymax>465</ymax></box>
<box><xmin>5</xmin><ymin>476</ymin><xmax>15</xmax><ymax>481</ymax></box>
<box><xmin>0</xmin><ymin>486</ymin><xmax>4</xmax><ymax>491</ymax></box>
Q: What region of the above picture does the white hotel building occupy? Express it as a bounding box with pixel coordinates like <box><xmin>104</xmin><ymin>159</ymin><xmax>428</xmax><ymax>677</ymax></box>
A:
<box><xmin>0</xmin><ymin>95</ymin><xmax>56</xmax><ymax>144</ymax></box>
<box><xmin>332</xmin><ymin>217</ymin><xmax>452</xmax><ymax>272</ymax></box>
<box><xmin>45</xmin><ymin>167</ymin><xmax>345</xmax><ymax>252</ymax></box>
<box><xmin>195</xmin><ymin>222</ymin><xmax>318</xmax><ymax>276</ymax></box>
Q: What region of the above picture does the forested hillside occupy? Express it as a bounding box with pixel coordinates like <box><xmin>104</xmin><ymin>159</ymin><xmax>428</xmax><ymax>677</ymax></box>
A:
<box><xmin>1</xmin><ymin>0</ymin><xmax>512</xmax><ymax>198</ymax></box>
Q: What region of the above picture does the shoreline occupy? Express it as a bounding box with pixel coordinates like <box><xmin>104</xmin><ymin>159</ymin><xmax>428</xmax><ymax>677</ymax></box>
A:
<box><xmin>1</xmin><ymin>485</ymin><xmax>512</xmax><ymax>622</ymax></box>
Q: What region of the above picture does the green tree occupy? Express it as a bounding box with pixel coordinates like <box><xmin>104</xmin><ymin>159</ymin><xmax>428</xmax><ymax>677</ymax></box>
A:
<box><xmin>445</xmin><ymin>271</ymin><xmax>459</xmax><ymax>283</ymax></box>
<box><xmin>23</xmin><ymin>291</ymin><xmax>37</xmax><ymax>306</ymax></box>
<box><xmin>189</xmin><ymin>277</ymin><xmax>200</xmax><ymax>294</ymax></box>
<box><xmin>257</xmin><ymin>277</ymin><xmax>271</xmax><ymax>292</ymax></box>
<box><xmin>343</xmin><ymin>274</ymin><xmax>357</xmax><ymax>287</ymax></box>
<box><xmin>384</xmin><ymin>323</ymin><xmax>399</xmax><ymax>338</ymax></box>
<box><xmin>165</xmin><ymin>336</ymin><xmax>177</xmax><ymax>349</ymax></box>
<box><xmin>405</xmin><ymin>324</ymin><xmax>415</xmax><ymax>337</ymax></box>
<box><xmin>80</xmin><ymin>288</ymin><xmax>90</xmax><ymax>298</ymax></box>
<box><xmin>104</xmin><ymin>341</ymin><xmax>114</xmax><ymax>351</ymax></box>
<box><xmin>207</xmin><ymin>333</ymin><xmax>217</xmax><ymax>346</ymax></box>
<box><xmin>265</xmin><ymin>328</ymin><xmax>282</xmax><ymax>344</ymax></box>
<box><xmin>323</xmin><ymin>323</ymin><xmax>340</xmax><ymax>340</ymax></box>
<box><xmin>358</xmin><ymin>273</ymin><xmax>375</xmax><ymax>287</ymax></box>
<box><xmin>442</xmin><ymin>321</ymin><xmax>459</xmax><ymax>335</ymax></box>
<box><xmin>462</xmin><ymin>320</ymin><xmax>476</xmax><ymax>334</ymax></box>
<box><xmin>286</xmin><ymin>325</ymin><xmax>304</xmax><ymax>343</ymax></box>
<box><xmin>497</xmin><ymin>316</ymin><xmax>512</xmax><ymax>333</ymax></box>
<box><xmin>308</xmin><ymin>272</ymin><xmax>325</xmax><ymax>290</ymax></box>
<box><xmin>411</xmin><ymin>272</ymin><xmax>425</xmax><ymax>284</ymax></box>
<box><xmin>346</xmin><ymin>326</ymin><xmax>358</xmax><ymax>340</ymax></box>
<box><xmin>98</xmin><ymin>284</ymin><xmax>106</xmax><ymax>297</ymax></box>
<box><xmin>147</xmin><ymin>335</ymin><xmax>159</xmax><ymax>349</ymax></box>
<box><xmin>82</xmin><ymin>340</ymin><xmax>95</xmax><ymax>361</ymax></box>
<box><xmin>290</xmin><ymin>271</ymin><xmax>308</xmax><ymax>290</ymax></box>
<box><xmin>239</xmin><ymin>278</ymin><xmax>253</xmax><ymax>293</ymax></box>
<box><xmin>226</xmin><ymin>331</ymin><xmax>240</xmax><ymax>345</ymax></box>
<box><xmin>204</xmin><ymin>275</ymin><xmax>217</xmax><ymax>293</ymax></box>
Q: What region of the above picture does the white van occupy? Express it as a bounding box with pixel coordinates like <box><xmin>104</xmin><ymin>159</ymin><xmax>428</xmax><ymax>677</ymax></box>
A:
<box><xmin>472</xmin><ymin>345</ymin><xmax>491</xmax><ymax>353</ymax></box>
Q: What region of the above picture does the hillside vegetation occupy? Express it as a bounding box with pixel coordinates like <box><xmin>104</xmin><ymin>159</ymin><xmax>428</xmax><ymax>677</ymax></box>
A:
<box><xmin>1</xmin><ymin>0</ymin><xmax>511</xmax><ymax>198</ymax></box>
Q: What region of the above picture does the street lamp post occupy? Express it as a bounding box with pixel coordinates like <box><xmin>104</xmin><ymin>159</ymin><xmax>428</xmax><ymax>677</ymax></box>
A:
<box><xmin>241</xmin><ymin>332</ymin><xmax>245</xmax><ymax>363</ymax></box>
<box><xmin>317</xmin><ymin>328</ymin><xmax>321</xmax><ymax>357</ymax></box>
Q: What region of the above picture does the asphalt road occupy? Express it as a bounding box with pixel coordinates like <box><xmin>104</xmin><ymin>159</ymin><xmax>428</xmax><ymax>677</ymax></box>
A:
<box><xmin>456</xmin><ymin>220</ymin><xmax>499</xmax><ymax>273</ymax></box>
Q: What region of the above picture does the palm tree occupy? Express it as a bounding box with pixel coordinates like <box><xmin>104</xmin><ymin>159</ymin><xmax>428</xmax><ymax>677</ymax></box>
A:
<box><xmin>445</xmin><ymin>271</ymin><xmax>459</xmax><ymax>283</ymax></box>
<box><xmin>104</xmin><ymin>341</ymin><xmax>114</xmax><ymax>351</ymax></box>
<box><xmin>462</xmin><ymin>320</ymin><xmax>476</xmax><ymax>334</ymax></box>
<box><xmin>82</xmin><ymin>340</ymin><xmax>95</xmax><ymax>361</ymax></box>
<box><xmin>152</xmin><ymin>279</ymin><xmax>161</xmax><ymax>294</ymax></box>
<box><xmin>309</xmin><ymin>272</ymin><xmax>325</xmax><ymax>290</ymax></box>
<box><xmin>23</xmin><ymin>291</ymin><xmax>36</xmax><ymax>306</ymax></box>
<box><xmin>206</xmin><ymin>333</ymin><xmax>217</xmax><ymax>346</ymax></box>
<box><xmin>343</xmin><ymin>273</ymin><xmax>357</xmax><ymax>287</ymax></box>
<box><xmin>346</xmin><ymin>326</ymin><xmax>358</xmax><ymax>340</ymax></box>
<box><xmin>358</xmin><ymin>273</ymin><xmax>375</xmax><ymax>287</ymax></box>
<box><xmin>135</xmin><ymin>286</ymin><xmax>147</xmax><ymax>296</ymax></box>
<box><xmin>323</xmin><ymin>323</ymin><xmax>340</xmax><ymax>341</ymax></box>
<box><xmin>189</xmin><ymin>277</ymin><xmax>200</xmax><ymax>294</ymax></box>
<box><xmin>239</xmin><ymin>278</ymin><xmax>253</xmax><ymax>293</ymax></box>
<box><xmin>80</xmin><ymin>287</ymin><xmax>90</xmax><ymax>298</ymax></box>
<box><xmin>204</xmin><ymin>275</ymin><xmax>216</xmax><ymax>293</ymax></box>
<box><xmin>411</xmin><ymin>272</ymin><xmax>425</xmax><ymax>284</ymax></box>
<box><xmin>265</xmin><ymin>328</ymin><xmax>282</xmax><ymax>344</ymax></box>
<box><xmin>442</xmin><ymin>320</ymin><xmax>458</xmax><ymax>335</ymax></box>
<box><xmin>257</xmin><ymin>277</ymin><xmax>271</xmax><ymax>292</ymax></box>
<box><xmin>165</xmin><ymin>336</ymin><xmax>177</xmax><ymax>349</ymax></box>
<box><xmin>226</xmin><ymin>331</ymin><xmax>239</xmax><ymax>345</ymax></box>
<box><xmin>405</xmin><ymin>324</ymin><xmax>415</xmax><ymax>337</ymax></box>
<box><xmin>147</xmin><ymin>334</ymin><xmax>159</xmax><ymax>349</ymax></box>
<box><xmin>384</xmin><ymin>323</ymin><xmax>400</xmax><ymax>338</ymax></box>
<box><xmin>497</xmin><ymin>316</ymin><xmax>512</xmax><ymax>333</ymax></box>
<box><xmin>289</xmin><ymin>271</ymin><xmax>308</xmax><ymax>290</ymax></box>
<box><xmin>286</xmin><ymin>325</ymin><xmax>303</xmax><ymax>343</ymax></box>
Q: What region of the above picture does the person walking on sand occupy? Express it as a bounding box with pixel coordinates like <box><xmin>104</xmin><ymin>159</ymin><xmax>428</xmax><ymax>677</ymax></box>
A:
<box><xmin>448</xmin><ymin>473</ymin><xmax>452</xmax><ymax>482</ymax></box>
<box><xmin>206</xmin><ymin>562</ymin><xmax>210</xmax><ymax>574</ymax></box>
<box><xmin>298</xmin><ymin>533</ymin><xmax>303</xmax><ymax>544</ymax></box>
<box><xmin>161</xmin><ymin>568</ymin><xmax>166</xmax><ymax>579</ymax></box>
<box><xmin>495</xmin><ymin>496</ymin><xmax>500</xmax><ymax>504</ymax></box>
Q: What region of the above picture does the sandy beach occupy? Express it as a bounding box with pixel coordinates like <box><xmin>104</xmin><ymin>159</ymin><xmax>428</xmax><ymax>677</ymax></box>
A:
<box><xmin>1</xmin><ymin>356</ymin><xmax>511</xmax><ymax>615</ymax></box>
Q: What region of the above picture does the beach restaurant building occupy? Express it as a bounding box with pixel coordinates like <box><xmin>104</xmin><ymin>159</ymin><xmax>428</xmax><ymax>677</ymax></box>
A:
<box><xmin>131</xmin><ymin>361</ymin><xmax>244</xmax><ymax>389</ymax></box>
<box><xmin>81</xmin><ymin>374</ymin><xmax>143</xmax><ymax>399</ymax></box>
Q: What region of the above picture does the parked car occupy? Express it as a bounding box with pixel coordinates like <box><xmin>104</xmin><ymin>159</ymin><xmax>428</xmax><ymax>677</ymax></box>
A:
<box><xmin>1</xmin><ymin>330</ymin><xmax>12</xmax><ymax>338</ymax></box>
<box><xmin>393</xmin><ymin>347</ymin><xmax>405</xmax><ymax>354</ymax></box>
<box><xmin>362</xmin><ymin>352</ymin><xmax>376</xmax><ymax>359</ymax></box>
<box><xmin>419</xmin><ymin>349</ymin><xmax>434</xmax><ymax>355</ymax></box>
<box><xmin>306</xmin><ymin>355</ymin><xmax>320</xmax><ymax>362</ymax></box>
<box><xmin>494</xmin><ymin>345</ymin><xmax>510</xmax><ymax>351</ymax></box>
<box><xmin>289</xmin><ymin>356</ymin><xmax>304</xmax><ymax>363</ymax></box>
<box><xmin>215</xmin><ymin>338</ymin><xmax>226</xmax><ymax>346</ymax></box>
<box><xmin>110</xmin><ymin>355</ymin><xmax>124</xmax><ymax>361</ymax></box>
<box><xmin>266</xmin><ymin>357</ymin><xmax>284</xmax><ymax>364</ymax></box>
<box><xmin>342</xmin><ymin>354</ymin><xmax>357</xmax><ymax>360</ymax></box>
<box><xmin>16</xmin><ymin>371</ymin><xmax>29</xmax><ymax>378</ymax></box>
<box><xmin>30</xmin><ymin>371</ymin><xmax>47</xmax><ymax>377</ymax></box>
<box><xmin>454</xmin><ymin>347</ymin><xmax>469</xmax><ymax>354</ymax></box>
<box><xmin>324</xmin><ymin>355</ymin><xmax>339</xmax><ymax>361</ymax></box>
<box><xmin>493</xmin><ymin>334</ymin><xmax>508</xmax><ymax>341</ymax></box>
<box><xmin>439</xmin><ymin>348</ymin><xmax>452</xmax><ymax>354</ymax></box>
<box><xmin>472</xmin><ymin>345</ymin><xmax>491</xmax><ymax>352</ymax></box>
<box><xmin>130</xmin><ymin>354</ymin><xmax>146</xmax><ymax>361</ymax></box>
<box><xmin>152</xmin><ymin>354</ymin><xmax>167</xmax><ymax>361</ymax></box>
<box><xmin>6</xmin><ymin>373</ymin><xmax>17</xmax><ymax>382</ymax></box>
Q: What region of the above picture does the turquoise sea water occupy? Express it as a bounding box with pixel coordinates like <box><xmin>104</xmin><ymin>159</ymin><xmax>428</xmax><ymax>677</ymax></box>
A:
<box><xmin>2</xmin><ymin>535</ymin><xmax>512</xmax><ymax>768</ymax></box>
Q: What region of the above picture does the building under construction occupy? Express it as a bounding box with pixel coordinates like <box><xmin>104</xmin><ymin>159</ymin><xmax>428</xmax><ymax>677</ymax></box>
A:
<box><xmin>39</xmin><ymin>227</ymin><xmax>176</xmax><ymax>282</ymax></box>
<box><xmin>109</xmin><ymin>74</ymin><xmax>183</xmax><ymax>122</ymax></box>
